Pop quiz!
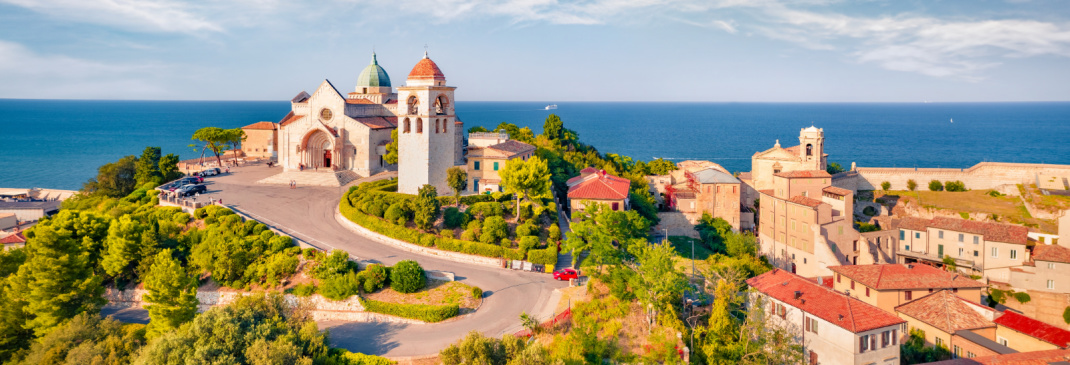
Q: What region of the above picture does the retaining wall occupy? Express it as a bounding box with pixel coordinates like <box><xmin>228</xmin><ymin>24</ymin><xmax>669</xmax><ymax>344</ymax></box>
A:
<box><xmin>333</xmin><ymin>208</ymin><xmax>502</xmax><ymax>268</ymax></box>
<box><xmin>832</xmin><ymin>162</ymin><xmax>1070</xmax><ymax>192</ymax></box>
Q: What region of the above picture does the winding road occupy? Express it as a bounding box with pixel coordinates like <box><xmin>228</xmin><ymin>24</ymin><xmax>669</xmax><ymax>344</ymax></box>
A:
<box><xmin>151</xmin><ymin>165</ymin><xmax>568</xmax><ymax>357</ymax></box>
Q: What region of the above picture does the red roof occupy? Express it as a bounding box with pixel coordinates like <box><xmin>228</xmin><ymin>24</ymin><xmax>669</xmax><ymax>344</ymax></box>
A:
<box><xmin>788</xmin><ymin>195</ymin><xmax>824</xmax><ymax>208</ymax></box>
<box><xmin>774</xmin><ymin>170</ymin><xmax>832</xmax><ymax>178</ymax></box>
<box><xmin>926</xmin><ymin>349</ymin><xmax>1070</xmax><ymax>365</ymax></box>
<box><xmin>1032</xmin><ymin>244</ymin><xmax>1070</xmax><ymax>264</ymax></box>
<box><xmin>898</xmin><ymin>217</ymin><xmax>931</xmax><ymax>232</ymax></box>
<box><xmin>746</xmin><ymin>269</ymin><xmax>905</xmax><ymax>333</ymax></box>
<box><xmin>895</xmin><ymin>290</ymin><xmax>995</xmax><ymax>334</ymax></box>
<box><xmin>899</xmin><ymin>217</ymin><xmax>1029</xmax><ymax>245</ymax></box>
<box><xmin>759</xmin><ymin>189</ymin><xmax>775</xmax><ymax>196</ymax></box>
<box><xmin>408</xmin><ymin>57</ymin><xmax>445</xmax><ymax>80</ymax></box>
<box><xmin>829</xmin><ymin>264</ymin><xmax>986</xmax><ymax>290</ymax></box>
<box><xmin>242</xmin><ymin>121</ymin><xmax>277</xmax><ymax>130</ymax></box>
<box><xmin>823</xmin><ymin>186</ymin><xmax>852</xmax><ymax>196</ymax></box>
<box><xmin>580</xmin><ymin>167</ymin><xmax>599</xmax><ymax>174</ymax></box>
<box><xmin>278</xmin><ymin>111</ymin><xmax>305</xmax><ymax>127</ymax></box>
<box><xmin>346</xmin><ymin>98</ymin><xmax>376</xmax><ymax>104</ymax></box>
<box><xmin>0</xmin><ymin>232</ymin><xmax>26</xmax><ymax>244</ymax></box>
<box><xmin>568</xmin><ymin>173</ymin><xmax>631</xmax><ymax>201</ymax></box>
<box><xmin>994</xmin><ymin>311</ymin><xmax>1070</xmax><ymax>348</ymax></box>
<box><xmin>353</xmin><ymin>116</ymin><xmax>397</xmax><ymax>130</ymax></box>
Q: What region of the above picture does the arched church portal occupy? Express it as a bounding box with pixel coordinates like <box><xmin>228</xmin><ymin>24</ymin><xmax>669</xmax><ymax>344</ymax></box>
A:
<box><xmin>302</xmin><ymin>129</ymin><xmax>335</xmax><ymax>169</ymax></box>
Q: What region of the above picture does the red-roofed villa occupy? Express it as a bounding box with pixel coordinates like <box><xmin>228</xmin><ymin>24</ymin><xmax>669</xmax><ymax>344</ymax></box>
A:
<box><xmin>567</xmin><ymin>169</ymin><xmax>631</xmax><ymax>220</ymax></box>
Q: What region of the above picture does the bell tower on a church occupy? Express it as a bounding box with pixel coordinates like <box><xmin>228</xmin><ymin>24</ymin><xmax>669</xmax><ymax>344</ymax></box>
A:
<box><xmin>396</xmin><ymin>52</ymin><xmax>458</xmax><ymax>196</ymax></box>
<box><xmin>798</xmin><ymin>126</ymin><xmax>826</xmax><ymax>171</ymax></box>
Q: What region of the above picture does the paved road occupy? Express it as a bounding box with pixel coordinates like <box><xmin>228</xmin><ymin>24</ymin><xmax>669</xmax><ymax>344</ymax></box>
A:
<box><xmin>180</xmin><ymin>165</ymin><xmax>566</xmax><ymax>357</ymax></box>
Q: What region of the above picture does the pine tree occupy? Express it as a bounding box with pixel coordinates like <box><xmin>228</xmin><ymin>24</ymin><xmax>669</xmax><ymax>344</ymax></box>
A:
<box><xmin>101</xmin><ymin>216</ymin><xmax>147</xmax><ymax>281</ymax></box>
<box><xmin>7</xmin><ymin>226</ymin><xmax>105</xmax><ymax>337</ymax></box>
<box><xmin>499</xmin><ymin>156</ymin><xmax>551</xmax><ymax>220</ymax></box>
<box><xmin>413</xmin><ymin>185</ymin><xmax>441</xmax><ymax>231</ymax></box>
<box><xmin>143</xmin><ymin>250</ymin><xmax>199</xmax><ymax>339</ymax></box>
<box><xmin>135</xmin><ymin>146</ymin><xmax>163</xmax><ymax>186</ymax></box>
<box><xmin>543</xmin><ymin>114</ymin><xmax>564</xmax><ymax>142</ymax></box>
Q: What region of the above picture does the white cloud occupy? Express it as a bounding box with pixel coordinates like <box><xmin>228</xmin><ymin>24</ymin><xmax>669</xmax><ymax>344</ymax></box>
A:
<box><xmin>0</xmin><ymin>0</ymin><xmax>222</xmax><ymax>33</ymax></box>
<box><xmin>0</xmin><ymin>40</ymin><xmax>166</xmax><ymax>98</ymax></box>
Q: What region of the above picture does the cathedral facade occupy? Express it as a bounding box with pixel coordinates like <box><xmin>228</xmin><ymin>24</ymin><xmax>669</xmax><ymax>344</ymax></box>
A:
<box><xmin>274</xmin><ymin>52</ymin><xmax>463</xmax><ymax>194</ymax></box>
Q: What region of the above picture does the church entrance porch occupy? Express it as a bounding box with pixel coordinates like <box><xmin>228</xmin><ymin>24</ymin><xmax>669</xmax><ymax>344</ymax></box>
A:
<box><xmin>323</xmin><ymin>150</ymin><xmax>332</xmax><ymax>170</ymax></box>
<box><xmin>299</xmin><ymin>129</ymin><xmax>337</xmax><ymax>171</ymax></box>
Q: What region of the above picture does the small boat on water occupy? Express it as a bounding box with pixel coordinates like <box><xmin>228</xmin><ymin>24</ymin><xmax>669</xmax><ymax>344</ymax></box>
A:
<box><xmin>544</xmin><ymin>104</ymin><xmax>557</xmax><ymax>110</ymax></box>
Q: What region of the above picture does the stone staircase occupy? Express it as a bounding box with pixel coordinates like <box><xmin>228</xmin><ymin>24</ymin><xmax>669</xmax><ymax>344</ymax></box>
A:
<box><xmin>256</xmin><ymin>170</ymin><xmax>362</xmax><ymax>187</ymax></box>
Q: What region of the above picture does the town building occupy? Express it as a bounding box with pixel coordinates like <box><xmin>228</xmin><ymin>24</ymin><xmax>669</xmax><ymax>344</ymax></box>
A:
<box><xmin>0</xmin><ymin>231</ymin><xmax>25</xmax><ymax>250</ymax></box>
<box><xmin>757</xmin><ymin>170</ymin><xmax>860</xmax><ymax>277</ymax></box>
<box><xmin>240</xmin><ymin>121</ymin><xmax>278</xmax><ymax>159</ymax></box>
<box><xmin>924</xmin><ymin>348</ymin><xmax>1070</xmax><ymax>365</ymax></box>
<box><xmin>894</xmin><ymin>290</ymin><xmax>1010</xmax><ymax>359</ymax></box>
<box><xmin>994</xmin><ymin>243</ymin><xmax>1070</xmax><ymax>294</ymax></box>
<box><xmin>667</xmin><ymin>168</ymin><xmax>750</xmax><ymax>230</ymax></box>
<box><xmin>897</xmin><ymin>217</ymin><xmax>1029</xmax><ymax>280</ymax></box>
<box><xmin>0</xmin><ymin>213</ymin><xmax>15</xmax><ymax>231</ymax></box>
<box><xmin>0</xmin><ymin>200</ymin><xmax>60</xmax><ymax>222</ymax></box>
<box><xmin>272</xmin><ymin>52</ymin><xmax>464</xmax><ymax>192</ymax></box>
<box><xmin>747</xmin><ymin>269</ymin><xmax>905</xmax><ymax>365</ymax></box>
<box><xmin>829</xmin><ymin>263</ymin><xmax>987</xmax><ymax>313</ymax></box>
<box><xmin>993</xmin><ymin>311</ymin><xmax>1070</xmax><ymax>352</ymax></box>
<box><xmin>567</xmin><ymin>169</ymin><xmax>631</xmax><ymax>220</ymax></box>
<box><xmin>745</xmin><ymin>126</ymin><xmax>828</xmax><ymax>196</ymax></box>
<box><xmin>465</xmin><ymin>132</ymin><xmax>535</xmax><ymax>194</ymax></box>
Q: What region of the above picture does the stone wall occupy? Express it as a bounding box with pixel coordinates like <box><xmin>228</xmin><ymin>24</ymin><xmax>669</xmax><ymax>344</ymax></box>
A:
<box><xmin>832</xmin><ymin>162</ymin><xmax>1070</xmax><ymax>192</ymax></box>
<box><xmin>103</xmin><ymin>288</ymin><xmax>424</xmax><ymax>324</ymax></box>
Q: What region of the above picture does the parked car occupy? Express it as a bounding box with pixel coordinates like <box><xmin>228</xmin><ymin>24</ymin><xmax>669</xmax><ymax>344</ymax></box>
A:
<box><xmin>178</xmin><ymin>176</ymin><xmax>202</xmax><ymax>184</ymax></box>
<box><xmin>166</xmin><ymin>181</ymin><xmax>192</xmax><ymax>192</ymax></box>
<box><xmin>177</xmin><ymin>184</ymin><xmax>206</xmax><ymax>197</ymax></box>
<box><xmin>553</xmin><ymin>268</ymin><xmax>579</xmax><ymax>281</ymax></box>
<box><xmin>199</xmin><ymin>168</ymin><xmax>221</xmax><ymax>177</ymax></box>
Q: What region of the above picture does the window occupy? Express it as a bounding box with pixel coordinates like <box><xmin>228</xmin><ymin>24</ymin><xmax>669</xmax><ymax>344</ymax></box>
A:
<box><xmin>958</xmin><ymin>248</ymin><xmax>964</xmax><ymax>257</ymax></box>
<box><xmin>837</xmin><ymin>274</ymin><xmax>841</xmax><ymax>283</ymax></box>
<box><xmin>991</xmin><ymin>247</ymin><xmax>998</xmax><ymax>258</ymax></box>
<box><xmin>851</xmin><ymin>280</ymin><xmax>855</xmax><ymax>290</ymax></box>
<box><xmin>974</xmin><ymin>250</ymin><xmax>979</xmax><ymax>257</ymax></box>
<box><xmin>935</xmin><ymin>337</ymin><xmax>944</xmax><ymax>347</ymax></box>
<box><xmin>916</xmin><ymin>232</ymin><xmax>921</xmax><ymax>239</ymax></box>
<box><xmin>493</xmin><ymin>162</ymin><xmax>499</xmax><ymax>171</ymax></box>
<box><xmin>791</xmin><ymin>220</ymin><xmax>796</xmax><ymax>231</ymax></box>
<box><xmin>1010</xmin><ymin>250</ymin><xmax>1018</xmax><ymax>260</ymax></box>
<box><xmin>954</xmin><ymin>345</ymin><xmax>962</xmax><ymax>358</ymax></box>
<box><xmin>416</xmin><ymin>118</ymin><xmax>423</xmax><ymax>133</ymax></box>
<box><xmin>905</xmin><ymin>245</ymin><xmax>911</xmax><ymax>251</ymax></box>
<box><xmin>1049</xmin><ymin>263</ymin><xmax>1056</xmax><ymax>269</ymax></box>
<box><xmin>973</xmin><ymin>236</ymin><xmax>979</xmax><ymax>244</ymax></box>
<box><xmin>900</xmin><ymin>230</ymin><xmax>905</xmax><ymax>240</ymax></box>
<box><xmin>1048</xmin><ymin>280</ymin><xmax>1055</xmax><ymax>290</ymax></box>
<box><xmin>967</xmin><ymin>351</ymin><xmax>976</xmax><ymax>358</ymax></box>
<box><xmin>892</xmin><ymin>330</ymin><xmax>898</xmax><ymax>345</ymax></box>
<box><xmin>905</xmin><ymin>291</ymin><xmax>912</xmax><ymax>301</ymax></box>
<box><xmin>882</xmin><ymin>331</ymin><xmax>890</xmax><ymax>347</ymax></box>
<box><xmin>611</xmin><ymin>202</ymin><xmax>619</xmax><ymax>211</ymax></box>
<box><xmin>809</xmin><ymin>351</ymin><xmax>818</xmax><ymax>365</ymax></box>
<box><xmin>866</xmin><ymin>287</ymin><xmax>870</xmax><ymax>297</ymax></box>
<box><xmin>997</xmin><ymin>336</ymin><xmax>1008</xmax><ymax>346</ymax></box>
<box><xmin>474</xmin><ymin>161</ymin><xmax>480</xmax><ymax>170</ymax></box>
<box><xmin>403</xmin><ymin>118</ymin><xmax>411</xmax><ymax>133</ymax></box>
<box><xmin>958</xmin><ymin>233</ymin><xmax>964</xmax><ymax>242</ymax></box>
<box><xmin>938</xmin><ymin>244</ymin><xmax>944</xmax><ymax>257</ymax></box>
<box><xmin>853</xmin><ymin>241</ymin><xmax>858</xmax><ymax>251</ymax></box>
<box><xmin>860</xmin><ymin>335</ymin><xmax>869</xmax><ymax>352</ymax></box>
<box><xmin>939</xmin><ymin>231</ymin><xmax>944</xmax><ymax>239</ymax></box>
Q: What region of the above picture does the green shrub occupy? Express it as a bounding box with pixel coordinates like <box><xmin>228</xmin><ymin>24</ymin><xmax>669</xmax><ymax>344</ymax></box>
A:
<box><xmin>172</xmin><ymin>212</ymin><xmax>191</xmax><ymax>224</ymax></box>
<box><xmin>471</xmin><ymin>286</ymin><xmax>483</xmax><ymax>299</ymax></box>
<box><xmin>467</xmin><ymin>202</ymin><xmax>504</xmax><ymax>220</ymax></box>
<box><xmin>365</xmin><ymin>198</ymin><xmax>388</xmax><ymax>218</ymax></box>
<box><xmin>987</xmin><ymin>190</ymin><xmax>1003</xmax><ymax>197</ymax></box>
<box><xmin>907</xmin><ymin>179</ymin><xmax>918</xmax><ymax>191</ymax></box>
<box><xmin>443</xmin><ymin>207</ymin><xmax>468</xmax><ymax>229</ymax></box>
<box><xmin>466</xmin><ymin>220</ymin><xmax>481</xmax><ymax>233</ymax></box>
<box><xmin>320</xmin><ymin>272</ymin><xmax>361</xmax><ymax>301</ymax></box>
<box><xmin>856</xmin><ymin>221</ymin><xmax>880</xmax><ymax>232</ymax></box>
<box><xmin>929</xmin><ymin>180</ymin><xmax>944</xmax><ymax>191</ymax></box>
<box><xmin>959</xmin><ymin>212</ymin><xmax>970</xmax><ymax>220</ymax></box>
<box><xmin>880</xmin><ymin>181</ymin><xmax>891</xmax><ymax>190</ymax></box>
<box><xmin>440</xmin><ymin>228</ymin><xmax>454</xmax><ymax>238</ymax></box>
<box><xmin>460</xmin><ymin>229</ymin><xmax>477</xmax><ymax>241</ymax></box>
<box><xmin>303</xmin><ymin>248</ymin><xmax>319</xmax><ymax>260</ymax></box>
<box><xmin>385</xmin><ymin>203</ymin><xmax>406</xmax><ymax>223</ymax></box>
<box><xmin>1012</xmin><ymin>291</ymin><xmax>1031</xmax><ymax>304</ymax></box>
<box><xmin>1063</xmin><ymin>306</ymin><xmax>1070</xmax><ymax>324</ymax></box>
<box><xmin>946</xmin><ymin>180</ymin><xmax>967</xmax><ymax>192</ymax></box>
<box><xmin>361</xmin><ymin>264</ymin><xmax>388</xmax><ymax>293</ymax></box>
<box><xmin>193</xmin><ymin>207</ymin><xmax>208</xmax><ymax>219</ymax></box>
<box><xmin>548</xmin><ymin>224</ymin><xmax>561</xmax><ymax>242</ymax></box>
<box><xmin>527</xmin><ymin>246</ymin><xmax>558</xmax><ymax>266</ymax></box>
<box><xmin>291</xmin><ymin>283</ymin><xmax>317</xmax><ymax>297</ymax></box>
<box><xmin>479</xmin><ymin>216</ymin><xmax>508</xmax><ymax>244</ymax></box>
<box><xmin>518</xmin><ymin>236</ymin><xmax>539</xmax><ymax>251</ymax></box>
<box><xmin>518</xmin><ymin>202</ymin><xmax>533</xmax><ymax>221</ymax></box>
<box><xmin>515</xmin><ymin>223</ymin><xmax>537</xmax><ymax>237</ymax></box>
<box><xmin>500</xmin><ymin>238</ymin><xmax>512</xmax><ymax>247</ymax></box>
<box><xmin>988</xmin><ymin>289</ymin><xmax>1007</xmax><ymax>306</ymax></box>
<box><xmin>313</xmin><ymin>250</ymin><xmax>353</xmax><ymax>280</ymax></box>
<box><xmin>360</xmin><ymin>298</ymin><xmax>459</xmax><ymax>323</ymax></box>
<box><xmin>389</xmin><ymin>260</ymin><xmax>426</xmax><ymax>294</ymax></box>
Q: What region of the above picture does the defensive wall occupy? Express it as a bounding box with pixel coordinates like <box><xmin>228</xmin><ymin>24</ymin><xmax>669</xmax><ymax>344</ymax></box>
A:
<box><xmin>831</xmin><ymin>162</ymin><xmax>1070</xmax><ymax>192</ymax></box>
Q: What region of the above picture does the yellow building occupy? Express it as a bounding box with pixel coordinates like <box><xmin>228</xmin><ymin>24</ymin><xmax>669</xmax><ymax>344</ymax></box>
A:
<box><xmin>241</xmin><ymin>121</ymin><xmax>278</xmax><ymax>159</ymax></box>
<box><xmin>829</xmin><ymin>263</ymin><xmax>986</xmax><ymax>314</ymax></box>
<box><xmin>464</xmin><ymin>133</ymin><xmax>534</xmax><ymax>193</ymax></box>
<box><xmin>894</xmin><ymin>290</ymin><xmax>1010</xmax><ymax>359</ymax></box>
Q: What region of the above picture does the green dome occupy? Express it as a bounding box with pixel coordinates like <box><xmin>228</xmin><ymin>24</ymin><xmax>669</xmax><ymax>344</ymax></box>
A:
<box><xmin>357</xmin><ymin>53</ymin><xmax>391</xmax><ymax>88</ymax></box>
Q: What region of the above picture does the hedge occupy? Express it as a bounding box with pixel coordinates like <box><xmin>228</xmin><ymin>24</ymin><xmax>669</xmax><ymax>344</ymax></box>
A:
<box><xmin>360</xmin><ymin>297</ymin><xmax>459</xmax><ymax>323</ymax></box>
<box><xmin>527</xmin><ymin>246</ymin><xmax>558</xmax><ymax>267</ymax></box>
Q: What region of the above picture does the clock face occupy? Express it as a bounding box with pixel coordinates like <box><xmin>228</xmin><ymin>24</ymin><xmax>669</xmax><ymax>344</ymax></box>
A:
<box><xmin>320</xmin><ymin>108</ymin><xmax>333</xmax><ymax>121</ymax></box>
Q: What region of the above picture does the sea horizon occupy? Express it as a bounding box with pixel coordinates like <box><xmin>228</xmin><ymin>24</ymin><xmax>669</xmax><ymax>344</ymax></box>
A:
<box><xmin>3</xmin><ymin>99</ymin><xmax>1069</xmax><ymax>190</ymax></box>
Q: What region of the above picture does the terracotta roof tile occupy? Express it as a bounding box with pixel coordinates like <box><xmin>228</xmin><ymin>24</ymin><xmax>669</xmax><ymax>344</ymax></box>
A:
<box><xmin>774</xmin><ymin>170</ymin><xmax>832</xmax><ymax>179</ymax></box>
<box><xmin>829</xmin><ymin>264</ymin><xmax>986</xmax><ymax>290</ymax></box>
<box><xmin>346</xmin><ymin>98</ymin><xmax>376</xmax><ymax>104</ymax></box>
<box><xmin>242</xmin><ymin>121</ymin><xmax>277</xmax><ymax>130</ymax></box>
<box><xmin>746</xmin><ymin>269</ymin><xmax>905</xmax><ymax>333</ymax></box>
<box><xmin>1032</xmin><ymin>244</ymin><xmax>1070</xmax><ymax>264</ymax></box>
<box><xmin>568</xmin><ymin>173</ymin><xmax>631</xmax><ymax>201</ymax></box>
<box><xmin>580</xmin><ymin>167</ymin><xmax>599</xmax><ymax>174</ymax></box>
<box><xmin>788</xmin><ymin>195</ymin><xmax>824</xmax><ymax>208</ymax></box>
<box><xmin>487</xmin><ymin>140</ymin><xmax>535</xmax><ymax>156</ymax></box>
<box><xmin>994</xmin><ymin>311</ymin><xmax>1070</xmax><ymax>348</ymax></box>
<box><xmin>759</xmin><ymin>189</ymin><xmax>775</xmax><ymax>196</ymax></box>
<box><xmin>278</xmin><ymin>112</ymin><xmax>305</xmax><ymax>127</ymax></box>
<box><xmin>899</xmin><ymin>217</ymin><xmax>931</xmax><ymax>232</ymax></box>
<box><xmin>903</xmin><ymin>217</ymin><xmax>1030</xmax><ymax>245</ymax></box>
<box><xmin>353</xmin><ymin>116</ymin><xmax>397</xmax><ymax>130</ymax></box>
<box><xmin>895</xmin><ymin>290</ymin><xmax>995</xmax><ymax>334</ymax></box>
<box><xmin>823</xmin><ymin>186</ymin><xmax>852</xmax><ymax>196</ymax></box>
<box><xmin>0</xmin><ymin>232</ymin><xmax>26</xmax><ymax>244</ymax></box>
<box><xmin>925</xmin><ymin>349</ymin><xmax>1070</xmax><ymax>365</ymax></box>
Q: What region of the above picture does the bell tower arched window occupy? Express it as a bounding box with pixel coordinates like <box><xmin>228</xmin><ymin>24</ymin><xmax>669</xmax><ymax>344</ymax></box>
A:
<box><xmin>416</xmin><ymin>118</ymin><xmax>423</xmax><ymax>134</ymax></box>
<box><xmin>806</xmin><ymin>144</ymin><xmax>813</xmax><ymax>156</ymax></box>
<box><xmin>434</xmin><ymin>95</ymin><xmax>448</xmax><ymax>115</ymax></box>
<box><xmin>403</xmin><ymin>118</ymin><xmax>411</xmax><ymax>133</ymax></box>
<box><xmin>442</xmin><ymin>119</ymin><xmax>448</xmax><ymax>133</ymax></box>
<box><xmin>435</xmin><ymin>119</ymin><xmax>440</xmax><ymax>133</ymax></box>
<box><xmin>407</xmin><ymin>95</ymin><xmax>419</xmax><ymax>115</ymax></box>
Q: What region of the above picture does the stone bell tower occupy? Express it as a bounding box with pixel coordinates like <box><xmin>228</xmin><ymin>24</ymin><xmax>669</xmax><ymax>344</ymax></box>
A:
<box><xmin>396</xmin><ymin>52</ymin><xmax>458</xmax><ymax>196</ymax></box>
<box><xmin>798</xmin><ymin>125</ymin><xmax>826</xmax><ymax>171</ymax></box>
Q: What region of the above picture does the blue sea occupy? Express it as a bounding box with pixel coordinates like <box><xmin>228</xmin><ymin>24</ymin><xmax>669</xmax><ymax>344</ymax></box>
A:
<box><xmin>1</xmin><ymin>99</ymin><xmax>1068</xmax><ymax>190</ymax></box>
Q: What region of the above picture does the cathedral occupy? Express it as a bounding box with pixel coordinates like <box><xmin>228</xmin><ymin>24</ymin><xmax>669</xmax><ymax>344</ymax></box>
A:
<box><xmin>274</xmin><ymin>52</ymin><xmax>464</xmax><ymax>195</ymax></box>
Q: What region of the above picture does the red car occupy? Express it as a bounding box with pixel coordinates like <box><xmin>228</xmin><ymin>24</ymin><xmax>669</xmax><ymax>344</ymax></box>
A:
<box><xmin>553</xmin><ymin>268</ymin><xmax>579</xmax><ymax>281</ymax></box>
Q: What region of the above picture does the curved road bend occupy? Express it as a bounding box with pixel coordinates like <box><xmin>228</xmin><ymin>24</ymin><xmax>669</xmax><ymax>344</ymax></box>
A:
<box><xmin>198</xmin><ymin>166</ymin><xmax>567</xmax><ymax>357</ymax></box>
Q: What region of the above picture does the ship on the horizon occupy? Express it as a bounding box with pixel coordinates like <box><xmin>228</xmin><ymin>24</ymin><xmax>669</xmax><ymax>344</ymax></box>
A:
<box><xmin>544</xmin><ymin>104</ymin><xmax>557</xmax><ymax>110</ymax></box>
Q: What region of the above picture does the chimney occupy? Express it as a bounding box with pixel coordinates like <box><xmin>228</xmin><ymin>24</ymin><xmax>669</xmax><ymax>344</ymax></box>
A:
<box><xmin>794</xmin><ymin>291</ymin><xmax>802</xmax><ymax>300</ymax></box>
<box><xmin>906</xmin><ymin>264</ymin><xmax>913</xmax><ymax>269</ymax></box>
<box><xmin>599</xmin><ymin>170</ymin><xmax>606</xmax><ymax>179</ymax></box>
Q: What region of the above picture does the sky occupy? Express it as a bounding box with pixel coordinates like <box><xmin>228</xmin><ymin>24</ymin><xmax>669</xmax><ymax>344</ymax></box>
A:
<box><xmin>0</xmin><ymin>0</ymin><xmax>1068</xmax><ymax>102</ymax></box>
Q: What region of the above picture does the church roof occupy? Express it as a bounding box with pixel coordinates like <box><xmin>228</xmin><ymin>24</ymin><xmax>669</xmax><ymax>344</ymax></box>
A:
<box><xmin>291</xmin><ymin>91</ymin><xmax>310</xmax><ymax>103</ymax></box>
<box><xmin>357</xmin><ymin>53</ymin><xmax>391</xmax><ymax>88</ymax></box>
<box><xmin>279</xmin><ymin>112</ymin><xmax>305</xmax><ymax>127</ymax></box>
<box><xmin>242</xmin><ymin>121</ymin><xmax>277</xmax><ymax>130</ymax></box>
<box><xmin>353</xmin><ymin>116</ymin><xmax>397</xmax><ymax>130</ymax></box>
<box><xmin>408</xmin><ymin>53</ymin><xmax>445</xmax><ymax>80</ymax></box>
